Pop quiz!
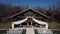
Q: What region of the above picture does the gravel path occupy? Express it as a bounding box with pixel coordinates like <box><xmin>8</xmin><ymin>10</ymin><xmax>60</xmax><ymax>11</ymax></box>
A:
<box><xmin>26</xmin><ymin>28</ymin><xmax>35</xmax><ymax>34</ymax></box>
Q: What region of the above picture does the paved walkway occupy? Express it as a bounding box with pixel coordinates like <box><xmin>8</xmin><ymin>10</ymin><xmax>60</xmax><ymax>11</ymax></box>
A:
<box><xmin>26</xmin><ymin>28</ymin><xmax>35</xmax><ymax>34</ymax></box>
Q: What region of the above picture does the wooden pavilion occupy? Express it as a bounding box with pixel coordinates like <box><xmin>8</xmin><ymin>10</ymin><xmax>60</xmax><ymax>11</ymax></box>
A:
<box><xmin>9</xmin><ymin>8</ymin><xmax>50</xmax><ymax>29</ymax></box>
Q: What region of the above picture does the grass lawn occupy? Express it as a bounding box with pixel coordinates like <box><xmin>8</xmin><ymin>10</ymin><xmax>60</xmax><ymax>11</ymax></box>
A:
<box><xmin>0</xmin><ymin>22</ymin><xmax>11</xmax><ymax>29</ymax></box>
<box><xmin>0</xmin><ymin>30</ymin><xmax>8</xmax><ymax>34</ymax></box>
<box><xmin>48</xmin><ymin>22</ymin><xmax>60</xmax><ymax>29</ymax></box>
<box><xmin>53</xmin><ymin>30</ymin><xmax>60</xmax><ymax>34</ymax></box>
<box><xmin>22</xmin><ymin>29</ymin><xmax>26</xmax><ymax>34</ymax></box>
<box><xmin>34</xmin><ymin>29</ymin><xmax>38</xmax><ymax>34</ymax></box>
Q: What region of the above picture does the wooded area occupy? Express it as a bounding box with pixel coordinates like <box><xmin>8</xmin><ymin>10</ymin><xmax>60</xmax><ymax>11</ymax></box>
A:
<box><xmin>0</xmin><ymin>1</ymin><xmax>60</xmax><ymax>23</ymax></box>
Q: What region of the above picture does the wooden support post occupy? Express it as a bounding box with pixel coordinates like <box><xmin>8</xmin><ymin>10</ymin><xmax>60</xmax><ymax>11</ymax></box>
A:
<box><xmin>12</xmin><ymin>22</ymin><xmax>14</xmax><ymax>29</ymax></box>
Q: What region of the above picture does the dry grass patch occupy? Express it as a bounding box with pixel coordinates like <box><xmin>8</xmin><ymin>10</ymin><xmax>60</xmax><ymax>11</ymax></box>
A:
<box><xmin>48</xmin><ymin>22</ymin><xmax>60</xmax><ymax>29</ymax></box>
<box><xmin>0</xmin><ymin>22</ymin><xmax>11</xmax><ymax>29</ymax></box>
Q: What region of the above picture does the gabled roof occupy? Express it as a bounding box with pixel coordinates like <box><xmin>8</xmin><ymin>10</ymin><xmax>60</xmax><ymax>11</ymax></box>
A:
<box><xmin>8</xmin><ymin>8</ymin><xmax>50</xmax><ymax>19</ymax></box>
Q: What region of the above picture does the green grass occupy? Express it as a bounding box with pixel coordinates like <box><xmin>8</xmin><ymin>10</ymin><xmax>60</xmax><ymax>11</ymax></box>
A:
<box><xmin>53</xmin><ymin>30</ymin><xmax>60</xmax><ymax>34</ymax></box>
<box><xmin>22</xmin><ymin>29</ymin><xmax>26</xmax><ymax>34</ymax></box>
<box><xmin>34</xmin><ymin>29</ymin><xmax>38</xmax><ymax>34</ymax></box>
<box><xmin>0</xmin><ymin>30</ymin><xmax>8</xmax><ymax>34</ymax></box>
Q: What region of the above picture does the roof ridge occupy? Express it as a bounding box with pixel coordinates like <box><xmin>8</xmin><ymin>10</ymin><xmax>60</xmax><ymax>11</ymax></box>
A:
<box><xmin>7</xmin><ymin>8</ymin><xmax>50</xmax><ymax>19</ymax></box>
